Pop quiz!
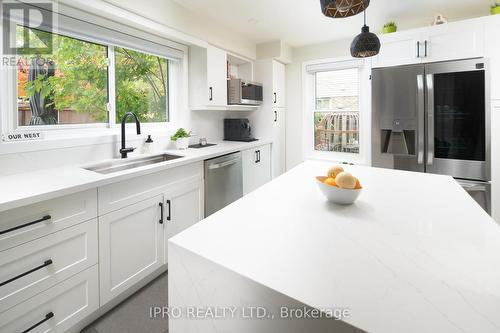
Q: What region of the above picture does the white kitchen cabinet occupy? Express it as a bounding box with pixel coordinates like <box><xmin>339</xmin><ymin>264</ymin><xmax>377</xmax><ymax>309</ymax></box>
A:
<box><xmin>485</xmin><ymin>15</ymin><xmax>500</xmax><ymax>100</ymax></box>
<box><xmin>0</xmin><ymin>220</ymin><xmax>98</xmax><ymax>313</ymax></box>
<box><xmin>423</xmin><ymin>19</ymin><xmax>484</xmax><ymax>63</ymax></box>
<box><xmin>251</xmin><ymin>59</ymin><xmax>287</xmax><ymax>178</ymax></box>
<box><xmin>372</xmin><ymin>18</ymin><xmax>485</xmax><ymax>68</ymax></box>
<box><xmin>371</xmin><ymin>29</ymin><xmax>422</xmax><ymax>68</ymax></box>
<box><xmin>272</xmin><ymin>108</ymin><xmax>286</xmax><ymax>178</ymax></box>
<box><xmin>242</xmin><ymin>144</ymin><xmax>272</xmax><ymax>195</ymax></box>
<box><xmin>0</xmin><ymin>265</ymin><xmax>98</xmax><ymax>333</ymax></box>
<box><xmin>164</xmin><ymin>179</ymin><xmax>204</xmax><ymax>262</ymax></box>
<box><xmin>189</xmin><ymin>44</ymin><xmax>228</xmax><ymax>108</ymax></box>
<box><xmin>273</xmin><ymin>60</ymin><xmax>286</xmax><ymax>107</ymax></box>
<box><xmin>99</xmin><ymin>195</ymin><xmax>165</xmax><ymax>305</ymax></box>
<box><xmin>0</xmin><ymin>189</ymin><xmax>97</xmax><ymax>252</ymax></box>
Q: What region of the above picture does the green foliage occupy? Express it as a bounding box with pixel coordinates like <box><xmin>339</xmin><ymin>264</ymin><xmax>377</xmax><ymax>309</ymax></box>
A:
<box><xmin>115</xmin><ymin>47</ymin><xmax>168</xmax><ymax>123</ymax></box>
<box><xmin>383</xmin><ymin>21</ymin><xmax>397</xmax><ymax>28</ymax></box>
<box><xmin>170</xmin><ymin>128</ymin><xmax>191</xmax><ymax>141</ymax></box>
<box><xmin>19</xmin><ymin>26</ymin><xmax>168</xmax><ymax>124</ymax></box>
<box><xmin>493</xmin><ymin>2</ymin><xmax>500</xmax><ymax>8</ymax></box>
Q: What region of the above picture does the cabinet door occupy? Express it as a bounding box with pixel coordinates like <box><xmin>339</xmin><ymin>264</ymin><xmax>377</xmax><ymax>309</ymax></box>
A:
<box><xmin>206</xmin><ymin>45</ymin><xmax>228</xmax><ymax>106</ymax></box>
<box><xmin>99</xmin><ymin>195</ymin><xmax>164</xmax><ymax>305</ymax></box>
<box><xmin>272</xmin><ymin>60</ymin><xmax>286</xmax><ymax>107</ymax></box>
<box><xmin>424</xmin><ymin>20</ymin><xmax>484</xmax><ymax>63</ymax></box>
<box><xmin>485</xmin><ymin>16</ymin><xmax>500</xmax><ymax>100</ymax></box>
<box><xmin>164</xmin><ymin>180</ymin><xmax>204</xmax><ymax>263</ymax></box>
<box><xmin>371</xmin><ymin>30</ymin><xmax>421</xmax><ymax>68</ymax></box>
<box><xmin>272</xmin><ymin>109</ymin><xmax>286</xmax><ymax>178</ymax></box>
<box><xmin>242</xmin><ymin>144</ymin><xmax>272</xmax><ymax>195</ymax></box>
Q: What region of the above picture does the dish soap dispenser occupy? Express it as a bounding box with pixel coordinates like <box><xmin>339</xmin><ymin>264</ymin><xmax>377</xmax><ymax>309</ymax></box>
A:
<box><xmin>142</xmin><ymin>135</ymin><xmax>154</xmax><ymax>154</ymax></box>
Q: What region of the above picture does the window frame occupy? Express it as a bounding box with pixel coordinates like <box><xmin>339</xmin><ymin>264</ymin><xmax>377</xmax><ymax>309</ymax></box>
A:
<box><xmin>303</xmin><ymin>57</ymin><xmax>371</xmax><ymax>165</ymax></box>
<box><xmin>0</xmin><ymin>1</ymin><xmax>187</xmax><ymax>153</ymax></box>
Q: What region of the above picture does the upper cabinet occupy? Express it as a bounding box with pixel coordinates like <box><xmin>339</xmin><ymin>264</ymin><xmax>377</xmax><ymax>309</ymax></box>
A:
<box><xmin>272</xmin><ymin>60</ymin><xmax>286</xmax><ymax>108</ymax></box>
<box><xmin>485</xmin><ymin>15</ymin><xmax>500</xmax><ymax>100</ymax></box>
<box><xmin>189</xmin><ymin>44</ymin><xmax>257</xmax><ymax>111</ymax></box>
<box><xmin>189</xmin><ymin>45</ymin><xmax>227</xmax><ymax>108</ymax></box>
<box><xmin>372</xmin><ymin>18</ymin><xmax>485</xmax><ymax>68</ymax></box>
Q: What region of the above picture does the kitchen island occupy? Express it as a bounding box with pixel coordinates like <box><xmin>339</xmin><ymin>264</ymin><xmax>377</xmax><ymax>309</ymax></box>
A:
<box><xmin>168</xmin><ymin>160</ymin><xmax>500</xmax><ymax>333</ymax></box>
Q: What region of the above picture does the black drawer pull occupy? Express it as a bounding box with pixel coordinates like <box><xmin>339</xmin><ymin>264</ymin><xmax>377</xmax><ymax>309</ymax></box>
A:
<box><xmin>166</xmin><ymin>200</ymin><xmax>171</xmax><ymax>221</ymax></box>
<box><xmin>0</xmin><ymin>215</ymin><xmax>51</xmax><ymax>236</ymax></box>
<box><xmin>22</xmin><ymin>312</ymin><xmax>54</xmax><ymax>333</ymax></box>
<box><xmin>159</xmin><ymin>202</ymin><xmax>164</xmax><ymax>224</ymax></box>
<box><xmin>0</xmin><ymin>259</ymin><xmax>53</xmax><ymax>287</ymax></box>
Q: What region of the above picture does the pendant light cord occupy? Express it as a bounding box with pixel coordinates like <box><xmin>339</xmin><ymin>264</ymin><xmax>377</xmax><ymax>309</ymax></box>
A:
<box><xmin>363</xmin><ymin>9</ymin><xmax>366</xmax><ymax>27</ymax></box>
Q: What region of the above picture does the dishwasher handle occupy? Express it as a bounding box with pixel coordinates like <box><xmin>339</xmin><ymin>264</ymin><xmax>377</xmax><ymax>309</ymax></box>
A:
<box><xmin>207</xmin><ymin>158</ymin><xmax>240</xmax><ymax>170</ymax></box>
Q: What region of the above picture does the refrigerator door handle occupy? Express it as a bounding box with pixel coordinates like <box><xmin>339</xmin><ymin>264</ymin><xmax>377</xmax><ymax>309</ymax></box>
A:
<box><xmin>426</xmin><ymin>74</ymin><xmax>434</xmax><ymax>166</ymax></box>
<box><xmin>416</xmin><ymin>74</ymin><xmax>425</xmax><ymax>164</ymax></box>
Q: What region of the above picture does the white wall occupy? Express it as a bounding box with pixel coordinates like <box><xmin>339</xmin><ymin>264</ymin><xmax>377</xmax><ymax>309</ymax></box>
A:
<box><xmin>102</xmin><ymin>0</ymin><xmax>256</xmax><ymax>59</ymax></box>
<box><xmin>285</xmin><ymin>39</ymin><xmax>352</xmax><ymax>170</ymax></box>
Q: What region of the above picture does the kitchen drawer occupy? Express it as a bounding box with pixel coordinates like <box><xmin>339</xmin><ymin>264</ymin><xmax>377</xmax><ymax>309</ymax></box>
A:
<box><xmin>0</xmin><ymin>265</ymin><xmax>99</xmax><ymax>333</ymax></box>
<box><xmin>0</xmin><ymin>219</ymin><xmax>98</xmax><ymax>313</ymax></box>
<box><xmin>0</xmin><ymin>189</ymin><xmax>97</xmax><ymax>251</ymax></box>
<box><xmin>98</xmin><ymin>161</ymin><xmax>203</xmax><ymax>215</ymax></box>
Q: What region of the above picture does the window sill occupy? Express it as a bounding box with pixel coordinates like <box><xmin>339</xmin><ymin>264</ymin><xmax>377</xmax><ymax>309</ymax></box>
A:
<box><xmin>0</xmin><ymin>123</ymin><xmax>172</xmax><ymax>155</ymax></box>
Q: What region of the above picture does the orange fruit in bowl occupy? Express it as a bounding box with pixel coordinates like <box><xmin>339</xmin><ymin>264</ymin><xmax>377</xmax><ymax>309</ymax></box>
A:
<box><xmin>335</xmin><ymin>172</ymin><xmax>357</xmax><ymax>189</ymax></box>
<box><xmin>354</xmin><ymin>177</ymin><xmax>362</xmax><ymax>189</ymax></box>
<box><xmin>327</xmin><ymin>165</ymin><xmax>344</xmax><ymax>179</ymax></box>
<box><xmin>324</xmin><ymin>177</ymin><xmax>337</xmax><ymax>187</ymax></box>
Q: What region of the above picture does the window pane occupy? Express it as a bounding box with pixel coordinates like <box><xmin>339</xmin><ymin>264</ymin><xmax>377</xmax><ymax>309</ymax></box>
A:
<box><xmin>115</xmin><ymin>47</ymin><xmax>168</xmax><ymax>123</ymax></box>
<box><xmin>314</xmin><ymin>68</ymin><xmax>360</xmax><ymax>154</ymax></box>
<box><xmin>314</xmin><ymin>112</ymin><xmax>359</xmax><ymax>153</ymax></box>
<box><xmin>315</xmin><ymin>68</ymin><xmax>358</xmax><ymax>111</ymax></box>
<box><xmin>17</xmin><ymin>26</ymin><xmax>108</xmax><ymax>126</ymax></box>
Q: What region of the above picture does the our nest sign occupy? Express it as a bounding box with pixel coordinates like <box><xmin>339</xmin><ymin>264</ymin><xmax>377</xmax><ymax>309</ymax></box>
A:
<box><xmin>2</xmin><ymin>132</ymin><xmax>45</xmax><ymax>142</ymax></box>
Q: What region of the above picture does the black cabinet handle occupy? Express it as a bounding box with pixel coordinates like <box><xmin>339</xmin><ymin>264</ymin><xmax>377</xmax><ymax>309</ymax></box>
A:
<box><xmin>257</xmin><ymin>150</ymin><xmax>261</xmax><ymax>163</ymax></box>
<box><xmin>274</xmin><ymin>110</ymin><xmax>277</xmax><ymax>122</ymax></box>
<box><xmin>166</xmin><ymin>200</ymin><xmax>171</xmax><ymax>221</ymax></box>
<box><xmin>159</xmin><ymin>202</ymin><xmax>164</xmax><ymax>224</ymax></box>
<box><xmin>1</xmin><ymin>259</ymin><xmax>53</xmax><ymax>287</ymax></box>
<box><xmin>209</xmin><ymin>87</ymin><xmax>213</xmax><ymax>101</ymax></box>
<box><xmin>0</xmin><ymin>215</ymin><xmax>51</xmax><ymax>236</ymax></box>
<box><xmin>424</xmin><ymin>40</ymin><xmax>428</xmax><ymax>57</ymax></box>
<box><xmin>22</xmin><ymin>312</ymin><xmax>54</xmax><ymax>333</ymax></box>
<box><xmin>255</xmin><ymin>150</ymin><xmax>261</xmax><ymax>163</ymax></box>
<box><xmin>417</xmin><ymin>41</ymin><xmax>420</xmax><ymax>58</ymax></box>
<box><xmin>273</xmin><ymin>92</ymin><xmax>277</xmax><ymax>104</ymax></box>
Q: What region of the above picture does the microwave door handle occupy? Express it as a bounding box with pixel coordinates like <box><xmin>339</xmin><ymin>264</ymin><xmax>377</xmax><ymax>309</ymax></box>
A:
<box><xmin>426</xmin><ymin>74</ymin><xmax>434</xmax><ymax>166</ymax></box>
<box><xmin>417</xmin><ymin>74</ymin><xmax>425</xmax><ymax>165</ymax></box>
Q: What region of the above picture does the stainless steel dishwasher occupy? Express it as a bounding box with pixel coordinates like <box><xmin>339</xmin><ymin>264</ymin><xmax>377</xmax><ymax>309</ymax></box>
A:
<box><xmin>204</xmin><ymin>152</ymin><xmax>243</xmax><ymax>217</ymax></box>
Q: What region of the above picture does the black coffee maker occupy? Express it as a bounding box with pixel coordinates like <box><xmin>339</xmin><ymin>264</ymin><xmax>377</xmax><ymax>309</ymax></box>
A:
<box><xmin>223</xmin><ymin>119</ymin><xmax>257</xmax><ymax>142</ymax></box>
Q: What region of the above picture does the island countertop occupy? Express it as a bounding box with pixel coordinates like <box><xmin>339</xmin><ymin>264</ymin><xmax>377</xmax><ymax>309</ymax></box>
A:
<box><xmin>169</xmin><ymin>160</ymin><xmax>500</xmax><ymax>333</ymax></box>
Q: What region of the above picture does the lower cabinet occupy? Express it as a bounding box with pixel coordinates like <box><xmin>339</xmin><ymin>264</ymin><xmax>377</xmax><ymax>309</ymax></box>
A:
<box><xmin>164</xmin><ymin>179</ymin><xmax>204</xmax><ymax>262</ymax></box>
<box><xmin>242</xmin><ymin>144</ymin><xmax>272</xmax><ymax>195</ymax></box>
<box><xmin>99</xmin><ymin>195</ymin><xmax>165</xmax><ymax>305</ymax></box>
<box><xmin>0</xmin><ymin>265</ymin><xmax>99</xmax><ymax>333</ymax></box>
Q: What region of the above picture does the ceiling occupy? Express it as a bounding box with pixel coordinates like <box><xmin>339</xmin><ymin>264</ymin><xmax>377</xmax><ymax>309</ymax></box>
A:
<box><xmin>172</xmin><ymin>0</ymin><xmax>491</xmax><ymax>47</ymax></box>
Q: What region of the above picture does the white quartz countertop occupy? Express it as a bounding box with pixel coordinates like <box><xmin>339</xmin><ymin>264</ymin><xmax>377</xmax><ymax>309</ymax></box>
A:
<box><xmin>0</xmin><ymin>140</ymin><xmax>270</xmax><ymax>213</ymax></box>
<box><xmin>170</xmin><ymin>160</ymin><xmax>500</xmax><ymax>333</ymax></box>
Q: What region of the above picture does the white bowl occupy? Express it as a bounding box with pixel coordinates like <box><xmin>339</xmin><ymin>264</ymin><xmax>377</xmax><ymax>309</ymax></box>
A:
<box><xmin>316</xmin><ymin>176</ymin><xmax>362</xmax><ymax>205</ymax></box>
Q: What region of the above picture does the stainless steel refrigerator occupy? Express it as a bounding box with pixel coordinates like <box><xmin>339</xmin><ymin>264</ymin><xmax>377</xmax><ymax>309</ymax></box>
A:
<box><xmin>372</xmin><ymin>58</ymin><xmax>491</xmax><ymax>213</ymax></box>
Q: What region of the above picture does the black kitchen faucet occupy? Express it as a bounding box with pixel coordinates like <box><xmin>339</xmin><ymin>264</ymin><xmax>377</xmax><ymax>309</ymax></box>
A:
<box><xmin>120</xmin><ymin>112</ymin><xmax>141</xmax><ymax>158</ymax></box>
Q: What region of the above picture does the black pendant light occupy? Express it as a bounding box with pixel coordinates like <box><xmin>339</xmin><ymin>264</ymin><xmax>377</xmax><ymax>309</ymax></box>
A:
<box><xmin>320</xmin><ymin>0</ymin><xmax>370</xmax><ymax>18</ymax></box>
<box><xmin>350</xmin><ymin>10</ymin><xmax>380</xmax><ymax>58</ymax></box>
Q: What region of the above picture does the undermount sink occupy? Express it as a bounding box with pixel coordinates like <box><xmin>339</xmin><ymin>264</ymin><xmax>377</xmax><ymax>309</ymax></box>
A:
<box><xmin>84</xmin><ymin>153</ymin><xmax>183</xmax><ymax>174</ymax></box>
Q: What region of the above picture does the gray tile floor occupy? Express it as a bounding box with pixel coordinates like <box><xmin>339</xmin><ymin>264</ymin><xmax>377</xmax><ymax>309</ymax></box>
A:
<box><xmin>82</xmin><ymin>273</ymin><xmax>169</xmax><ymax>333</ymax></box>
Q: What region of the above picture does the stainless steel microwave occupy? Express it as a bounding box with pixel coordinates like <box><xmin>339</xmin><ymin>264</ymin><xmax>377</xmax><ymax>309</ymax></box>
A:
<box><xmin>227</xmin><ymin>79</ymin><xmax>263</xmax><ymax>105</ymax></box>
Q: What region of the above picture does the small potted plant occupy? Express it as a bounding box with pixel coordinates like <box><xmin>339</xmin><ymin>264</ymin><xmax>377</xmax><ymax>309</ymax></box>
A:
<box><xmin>383</xmin><ymin>22</ymin><xmax>397</xmax><ymax>34</ymax></box>
<box><xmin>492</xmin><ymin>2</ymin><xmax>500</xmax><ymax>15</ymax></box>
<box><xmin>170</xmin><ymin>128</ymin><xmax>191</xmax><ymax>150</ymax></box>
